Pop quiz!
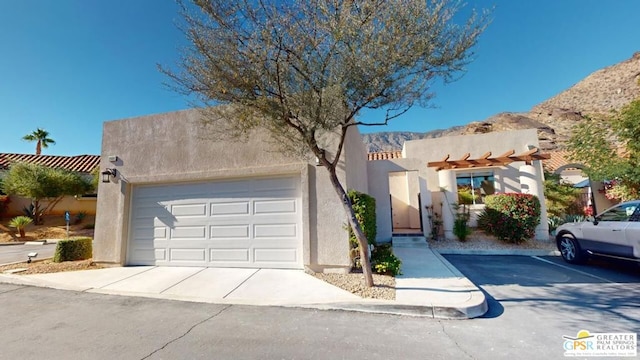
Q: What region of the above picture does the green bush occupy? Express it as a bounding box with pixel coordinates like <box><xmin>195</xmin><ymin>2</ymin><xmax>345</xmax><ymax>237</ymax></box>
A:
<box><xmin>371</xmin><ymin>244</ymin><xmax>402</xmax><ymax>276</ymax></box>
<box><xmin>477</xmin><ymin>193</ymin><xmax>541</xmax><ymax>243</ymax></box>
<box><xmin>53</xmin><ymin>237</ymin><xmax>93</xmax><ymax>262</ymax></box>
<box><xmin>347</xmin><ymin>190</ymin><xmax>377</xmax><ymax>246</ymax></box>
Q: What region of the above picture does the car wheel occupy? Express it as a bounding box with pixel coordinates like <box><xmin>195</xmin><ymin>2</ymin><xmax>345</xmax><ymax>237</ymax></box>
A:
<box><xmin>558</xmin><ymin>234</ymin><xmax>584</xmax><ymax>264</ymax></box>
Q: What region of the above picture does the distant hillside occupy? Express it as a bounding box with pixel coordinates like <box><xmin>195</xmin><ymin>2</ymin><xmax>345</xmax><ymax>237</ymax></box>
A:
<box><xmin>363</xmin><ymin>51</ymin><xmax>640</xmax><ymax>153</ymax></box>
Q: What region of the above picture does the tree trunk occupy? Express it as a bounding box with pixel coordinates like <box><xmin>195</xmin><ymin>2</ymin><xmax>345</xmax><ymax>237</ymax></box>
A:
<box><xmin>326</xmin><ymin>167</ymin><xmax>374</xmax><ymax>287</ymax></box>
<box><xmin>36</xmin><ymin>141</ymin><xmax>41</xmax><ymax>155</ymax></box>
<box><xmin>33</xmin><ymin>200</ymin><xmax>41</xmax><ymax>225</ymax></box>
<box><xmin>19</xmin><ymin>229</ymin><xmax>25</xmax><ymax>238</ymax></box>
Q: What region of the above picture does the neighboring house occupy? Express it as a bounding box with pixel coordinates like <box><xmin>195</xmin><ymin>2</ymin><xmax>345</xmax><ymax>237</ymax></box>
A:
<box><xmin>0</xmin><ymin>153</ymin><xmax>100</xmax><ymax>217</ymax></box>
<box><xmin>543</xmin><ymin>150</ymin><xmax>617</xmax><ymax>215</ymax></box>
<box><xmin>367</xmin><ymin>129</ymin><xmax>550</xmax><ymax>242</ymax></box>
<box><xmin>94</xmin><ymin>110</ymin><xmax>550</xmax><ymax>272</ymax></box>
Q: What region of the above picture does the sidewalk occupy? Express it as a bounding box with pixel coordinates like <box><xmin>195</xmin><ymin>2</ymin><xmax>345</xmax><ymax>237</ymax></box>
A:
<box><xmin>0</xmin><ymin>237</ymin><xmax>487</xmax><ymax>319</ymax></box>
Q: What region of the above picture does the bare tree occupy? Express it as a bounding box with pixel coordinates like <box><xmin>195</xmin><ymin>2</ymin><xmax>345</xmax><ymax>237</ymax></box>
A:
<box><xmin>163</xmin><ymin>0</ymin><xmax>489</xmax><ymax>287</ymax></box>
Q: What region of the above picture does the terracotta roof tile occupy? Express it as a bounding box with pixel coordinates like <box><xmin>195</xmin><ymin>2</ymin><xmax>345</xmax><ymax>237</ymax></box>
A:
<box><xmin>543</xmin><ymin>150</ymin><xmax>578</xmax><ymax>172</ymax></box>
<box><xmin>0</xmin><ymin>153</ymin><xmax>100</xmax><ymax>173</ymax></box>
<box><xmin>367</xmin><ymin>151</ymin><xmax>403</xmax><ymax>161</ymax></box>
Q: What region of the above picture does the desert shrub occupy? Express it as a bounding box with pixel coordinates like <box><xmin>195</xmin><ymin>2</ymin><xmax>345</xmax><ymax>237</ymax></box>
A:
<box><xmin>347</xmin><ymin>190</ymin><xmax>377</xmax><ymax>246</ymax></box>
<box><xmin>370</xmin><ymin>244</ymin><xmax>402</xmax><ymax>276</ymax></box>
<box><xmin>82</xmin><ymin>223</ymin><xmax>95</xmax><ymax>230</ymax></box>
<box><xmin>53</xmin><ymin>237</ymin><xmax>92</xmax><ymax>262</ymax></box>
<box><xmin>477</xmin><ymin>193</ymin><xmax>541</xmax><ymax>243</ymax></box>
<box><xmin>452</xmin><ymin>204</ymin><xmax>472</xmax><ymax>242</ymax></box>
<box><xmin>9</xmin><ymin>216</ymin><xmax>33</xmax><ymax>238</ymax></box>
<box><xmin>74</xmin><ymin>211</ymin><xmax>87</xmax><ymax>225</ymax></box>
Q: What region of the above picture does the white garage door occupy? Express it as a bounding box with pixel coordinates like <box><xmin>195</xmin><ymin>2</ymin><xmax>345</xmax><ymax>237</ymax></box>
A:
<box><xmin>127</xmin><ymin>176</ymin><xmax>302</xmax><ymax>269</ymax></box>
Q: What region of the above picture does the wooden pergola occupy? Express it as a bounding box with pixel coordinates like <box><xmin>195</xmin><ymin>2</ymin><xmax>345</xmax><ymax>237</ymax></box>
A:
<box><xmin>427</xmin><ymin>148</ymin><xmax>551</xmax><ymax>171</ymax></box>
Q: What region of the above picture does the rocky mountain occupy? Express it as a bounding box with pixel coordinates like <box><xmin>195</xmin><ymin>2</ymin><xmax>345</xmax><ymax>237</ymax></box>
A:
<box><xmin>364</xmin><ymin>51</ymin><xmax>640</xmax><ymax>153</ymax></box>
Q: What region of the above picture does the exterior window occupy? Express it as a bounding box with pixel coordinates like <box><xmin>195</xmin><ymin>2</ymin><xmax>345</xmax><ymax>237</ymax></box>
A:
<box><xmin>456</xmin><ymin>171</ymin><xmax>495</xmax><ymax>205</ymax></box>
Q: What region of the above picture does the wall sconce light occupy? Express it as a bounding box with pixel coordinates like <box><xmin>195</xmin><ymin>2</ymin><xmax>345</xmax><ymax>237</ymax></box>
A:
<box><xmin>101</xmin><ymin>168</ymin><xmax>117</xmax><ymax>183</ymax></box>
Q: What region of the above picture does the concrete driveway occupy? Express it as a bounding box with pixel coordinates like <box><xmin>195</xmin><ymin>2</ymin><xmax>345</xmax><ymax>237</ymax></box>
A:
<box><xmin>0</xmin><ymin>243</ymin><xmax>56</xmax><ymax>265</ymax></box>
<box><xmin>14</xmin><ymin>266</ymin><xmax>362</xmax><ymax>306</ymax></box>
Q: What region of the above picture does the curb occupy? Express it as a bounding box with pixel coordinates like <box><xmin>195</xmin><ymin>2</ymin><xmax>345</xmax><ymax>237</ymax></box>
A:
<box><xmin>434</xmin><ymin>249</ymin><xmax>560</xmax><ymax>256</ymax></box>
<box><xmin>0</xmin><ymin>257</ymin><xmax>54</xmax><ymax>268</ymax></box>
<box><xmin>0</xmin><ymin>242</ymin><xmax>26</xmax><ymax>246</ymax></box>
<box><xmin>0</xmin><ymin>274</ymin><xmax>486</xmax><ymax>320</ymax></box>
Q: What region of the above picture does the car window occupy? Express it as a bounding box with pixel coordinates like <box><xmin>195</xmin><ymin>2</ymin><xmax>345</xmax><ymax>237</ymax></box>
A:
<box><xmin>630</xmin><ymin>204</ymin><xmax>640</xmax><ymax>222</ymax></box>
<box><xmin>599</xmin><ymin>203</ymin><xmax>638</xmax><ymax>222</ymax></box>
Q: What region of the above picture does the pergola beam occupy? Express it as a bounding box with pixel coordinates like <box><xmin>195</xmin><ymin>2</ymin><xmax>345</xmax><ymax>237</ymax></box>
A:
<box><xmin>427</xmin><ymin>148</ymin><xmax>551</xmax><ymax>171</ymax></box>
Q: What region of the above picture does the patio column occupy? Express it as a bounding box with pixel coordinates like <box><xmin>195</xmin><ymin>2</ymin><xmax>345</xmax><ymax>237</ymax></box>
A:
<box><xmin>438</xmin><ymin>169</ymin><xmax>457</xmax><ymax>240</ymax></box>
<box><xmin>519</xmin><ymin>163</ymin><xmax>549</xmax><ymax>241</ymax></box>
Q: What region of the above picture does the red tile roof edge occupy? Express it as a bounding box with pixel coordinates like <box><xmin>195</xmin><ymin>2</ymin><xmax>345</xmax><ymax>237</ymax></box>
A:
<box><xmin>0</xmin><ymin>153</ymin><xmax>100</xmax><ymax>173</ymax></box>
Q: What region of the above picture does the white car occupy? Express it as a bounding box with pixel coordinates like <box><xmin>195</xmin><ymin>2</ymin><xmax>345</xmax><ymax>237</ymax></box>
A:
<box><xmin>555</xmin><ymin>200</ymin><xmax>640</xmax><ymax>264</ymax></box>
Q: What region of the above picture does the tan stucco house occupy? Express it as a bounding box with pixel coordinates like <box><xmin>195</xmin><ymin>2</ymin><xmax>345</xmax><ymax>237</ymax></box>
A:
<box><xmin>94</xmin><ymin>109</ymin><xmax>368</xmax><ymax>273</ymax></box>
<box><xmin>94</xmin><ymin>110</ymin><xmax>550</xmax><ymax>272</ymax></box>
<box><xmin>367</xmin><ymin>129</ymin><xmax>550</xmax><ymax>242</ymax></box>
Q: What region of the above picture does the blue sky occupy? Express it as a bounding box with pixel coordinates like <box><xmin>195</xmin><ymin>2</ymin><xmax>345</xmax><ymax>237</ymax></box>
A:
<box><xmin>1</xmin><ymin>1</ymin><xmax>639</xmax><ymax>156</ymax></box>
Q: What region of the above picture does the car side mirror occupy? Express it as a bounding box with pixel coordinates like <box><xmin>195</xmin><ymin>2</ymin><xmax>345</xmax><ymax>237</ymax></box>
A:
<box><xmin>592</xmin><ymin>216</ymin><xmax>599</xmax><ymax>225</ymax></box>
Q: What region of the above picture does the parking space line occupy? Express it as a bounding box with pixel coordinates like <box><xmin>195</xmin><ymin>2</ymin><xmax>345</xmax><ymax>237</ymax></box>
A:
<box><xmin>531</xmin><ymin>256</ymin><xmax>615</xmax><ymax>284</ymax></box>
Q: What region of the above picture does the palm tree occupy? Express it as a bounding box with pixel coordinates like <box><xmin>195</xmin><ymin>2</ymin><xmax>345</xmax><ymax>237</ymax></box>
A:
<box><xmin>22</xmin><ymin>128</ymin><xmax>56</xmax><ymax>155</ymax></box>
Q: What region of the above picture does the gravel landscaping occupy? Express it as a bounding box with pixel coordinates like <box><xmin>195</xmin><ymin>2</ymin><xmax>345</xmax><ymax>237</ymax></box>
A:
<box><xmin>0</xmin><ymin>259</ymin><xmax>104</xmax><ymax>275</ymax></box>
<box><xmin>310</xmin><ymin>271</ymin><xmax>396</xmax><ymax>300</ymax></box>
<box><xmin>428</xmin><ymin>230</ymin><xmax>557</xmax><ymax>252</ymax></box>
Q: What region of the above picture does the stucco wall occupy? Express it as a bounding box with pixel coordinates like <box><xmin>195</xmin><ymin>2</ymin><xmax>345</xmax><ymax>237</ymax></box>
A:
<box><xmin>367</xmin><ymin>158</ymin><xmax>430</xmax><ymax>243</ymax></box>
<box><xmin>5</xmin><ymin>195</ymin><xmax>96</xmax><ymax>217</ymax></box>
<box><xmin>404</xmin><ymin>129</ymin><xmax>542</xmax><ymax>194</ymax></box>
<box><xmin>344</xmin><ymin>126</ymin><xmax>368</xmax><ymax>193</ymax></box>
<box><xmin>94</xmin><ymin>109</ymin><xmax>354</xmax><ymax>272</ymax></box>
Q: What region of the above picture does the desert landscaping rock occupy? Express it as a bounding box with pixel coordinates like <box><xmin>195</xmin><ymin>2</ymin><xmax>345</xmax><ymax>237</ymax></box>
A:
<box><xmin>0</xmin><ymin>259</ymin><xmax>103</xmax><ymax>275</ymax></box>
<box><xmin>428</xmin><ymin>231</ymin><xmax>557</xmax><ymax>252</ymax></box>
<box><xmin>310</xmin><ymin>272</ymin><xmax>395</xmax><ymax>300</ymax></box>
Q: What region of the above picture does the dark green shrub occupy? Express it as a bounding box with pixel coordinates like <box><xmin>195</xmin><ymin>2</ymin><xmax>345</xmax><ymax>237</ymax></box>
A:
<box><xmin>371</xmin><ymin>244</ymin><xmax>402</xmax><ymax>276</ymax></box>
<box><xmin>347</xmin><ymin>190</ymin><xmax>377</xmax><ymax>246</ymax></box>
<box><xmin>477</xmin><ymin>193</ymin><xmax>541</xmax><ymax>243</ymax></box>
<box><xmin>53</xmin><ymin>237</ymin><xmax>93</xmax><ymax>262</ymax></box>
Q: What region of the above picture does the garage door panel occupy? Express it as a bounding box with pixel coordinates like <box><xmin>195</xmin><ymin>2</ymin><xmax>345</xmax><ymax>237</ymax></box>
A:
<box><xmin>254</xmin><ymin>199</ymin><xmax>296</xmax><ymax>214</ymax></box>
<box><xmin>133</xmin><ymin>206</ymin><xmax>168</xmax><ymax>219</ymax></box>
<box><xmin>170</xmin><ymin>248</ymin><xmax>206</xmax><ymax>262</ymax></box>
<box><xmin>210</xmin><ymin>225</ymin><xmax>250</xmax><ymax>239</ymax></box>
<box><xmin>254</xmin><ymin>224</ymin><xmax>297</xmax><ymax>238</ymax></box>
<box><xmin>210</xmin><ymin>249</ymin><xmax>250</xmax><ymax>262</ymax></box>
<box><xmin>171</xmin><ymin>203</ymin><xmax>207</xmax><ymax>217</ymax></box>
<box><xmin>171</xmin><ymin>226</ymin><xmax>207</xmax><ymax>239</ymax></box>
<box><xmin>128</xmin><ymin>176</ymin><xmax>302</xmax><ymax>268</ymax></box>
<box><xmin>210</xmin><ymin>202</ymin><xmax>250</xmax><ymax>216</ymax></box>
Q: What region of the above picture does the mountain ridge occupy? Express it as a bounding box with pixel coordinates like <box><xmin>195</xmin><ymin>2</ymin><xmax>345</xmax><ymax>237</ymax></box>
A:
<box><xmin>363</xmin><ymin>51</ymin><xmax>640</xmax><ymax>153</ymax></box>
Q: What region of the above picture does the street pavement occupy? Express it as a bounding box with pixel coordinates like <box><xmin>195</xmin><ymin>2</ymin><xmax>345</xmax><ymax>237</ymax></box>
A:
<box><xmin>0</xmin><ymin>237</ymin><xmax>488</xmax><ymax>319</ymax></box>
<box><xmin>0</xmin><ymin>255</ymin><xmax>637</xmax><ymax>359</ymax></box>
<box><xmin>0</xmin><ymin>242</ymin><xmax>56</xmax><ymax>265</ymax></box>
